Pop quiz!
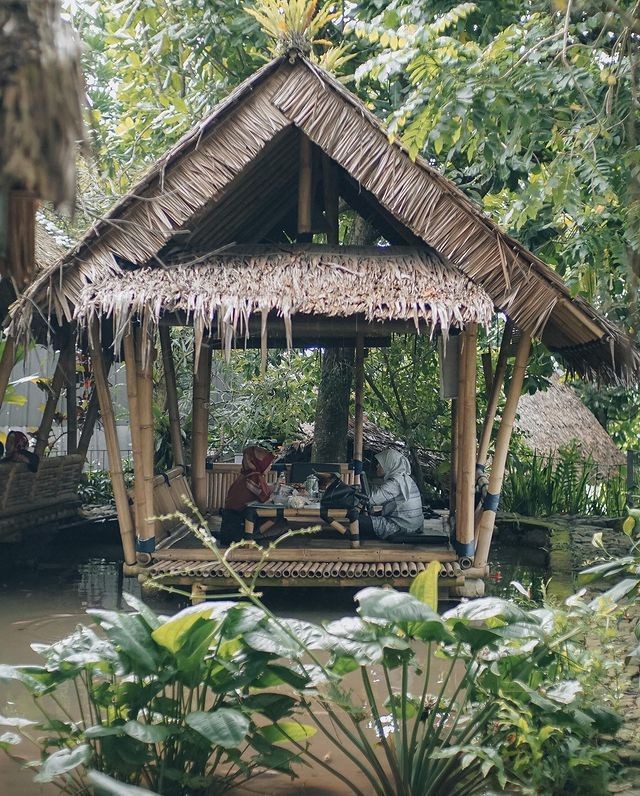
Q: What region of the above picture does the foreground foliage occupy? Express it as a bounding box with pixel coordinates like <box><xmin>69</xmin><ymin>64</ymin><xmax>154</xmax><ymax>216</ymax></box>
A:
<box><xmin>0</xmin><ymin>563</ymin><xmax>621</xmax><ymax>794</ymax></box>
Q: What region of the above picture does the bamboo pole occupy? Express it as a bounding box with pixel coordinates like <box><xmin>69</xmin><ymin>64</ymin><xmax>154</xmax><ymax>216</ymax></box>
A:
<box><xmin>192</xmin><ymin>336</ymin><xmax>212</xmax><ymax>512</ymax></box>
<box><xmin>474</xmin><ymin>331</ymin><xmax>532</xmax><ymax>568</ymax></box>
<box><xmin>449</xmin><ymin>398</ymin><xmax>458</xmax><ymax>517</ymax></box>
<box><xmin>298</xmin><ymin>134</ymin><xmax>313</xmax><ymax>235</ymax></box>
<box><xmin>454</xmin><ymin>331</ymin><xmax>467</xmax><ymax>525</ymax></box>
<box><xmin>136</xmin><ymin>327</ymin><xmax>156</xmax><ymax>546</ymax></box>
<box><xmin>456</xmin><ymin>324</ymin><xmax>477</xmax><ymax>555</ymax></box>
<box><xmin>88</xmin><ymin>319</ymin><xmax>136</xmax><ymax>566</ymax></box>
<box><xmin>34</xmin><ymin>347</ymin><xmax>67</xmax><ymax>458</ymax></box>
<box><xmin>353</xmin><ymin>332</ymin><xmax>365</xmax><ymax>486</ymax></box>
<box><xmin>159</xmin><ymin>325</ymin><xmax>184</xmax><ymax>468</ymax></box>
<box><xmin>124</xmin><ymin>331</ymin><xmax>146</xmax><ymax>537</ymax></box>
<box><xmin>65</xmin><ymin>324</ymin><xmax>78</xmax><ymax>455</ymax></box>
<box><xmin>322</xmin><ymin>153</ymin><xmax>339</xmax><ymax>244</ymax></box>
<box><xmin>477</xmin><ymin>319</ymin><xmax>514</xmax><ymax>466</ymax></box>
<box><xmin>0</xmin><ymin>335</ymin><xmax>16</xmax><ymax>410</ymax></box>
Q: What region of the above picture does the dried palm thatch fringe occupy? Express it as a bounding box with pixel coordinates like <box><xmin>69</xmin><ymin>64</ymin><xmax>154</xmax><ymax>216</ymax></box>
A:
<box><xmin>77</xmin><ymin>245</ymin><xmax>493</xmax><ymax>356</ymax></box>
<box><xmin>6</xmin><ymin>55</ymin><xmax>639</xmax><ymax>382</ymax></box>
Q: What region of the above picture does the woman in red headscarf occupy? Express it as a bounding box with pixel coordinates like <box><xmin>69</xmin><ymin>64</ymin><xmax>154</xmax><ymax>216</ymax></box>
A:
<box><xmin>220</xmin><ymin>445</ymin><xmax>275</xmax><ymax>544</ymax></box>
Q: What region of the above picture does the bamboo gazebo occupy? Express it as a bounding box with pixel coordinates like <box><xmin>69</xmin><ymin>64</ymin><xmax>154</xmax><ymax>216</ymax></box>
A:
<box><xmin>4</xmin><ymin>52</ymin><xmax>639</xmax><ymax>597</ymax></box>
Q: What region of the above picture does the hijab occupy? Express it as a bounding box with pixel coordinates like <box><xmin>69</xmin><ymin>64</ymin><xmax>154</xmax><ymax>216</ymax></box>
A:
<box><xmin>375</xmin><ymin>448</ymin><xmax>414</xmax><ymax>500</ymax></box>
<box><xmin>241</xmin><ymin>445</ymin><xmax>275</xmax><ymax>475</ymax></box>
<box><xmin>5</xmin><ymin>430</ymin><xmax>29</xmax><ymax>459</ymax></box>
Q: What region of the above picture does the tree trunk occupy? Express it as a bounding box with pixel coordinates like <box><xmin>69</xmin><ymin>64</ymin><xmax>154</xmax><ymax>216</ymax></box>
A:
<box><xmin>312</xmin><ymin>347</ymin><xmax>354</xmax><ymax>462</ymax></box>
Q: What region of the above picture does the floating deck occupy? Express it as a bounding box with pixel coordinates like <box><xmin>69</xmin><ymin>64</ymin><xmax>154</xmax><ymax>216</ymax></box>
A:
<box><xmin>134</xmin><ymin>524</ymin><xmax>487</xmax><ymax>598</ymax></box>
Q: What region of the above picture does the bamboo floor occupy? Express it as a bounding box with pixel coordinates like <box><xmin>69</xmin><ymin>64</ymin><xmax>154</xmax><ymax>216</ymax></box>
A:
<box><xmin>140</xmin><ymin>516</ymin><xmax>487</xmax><ymax>593</ymax></box>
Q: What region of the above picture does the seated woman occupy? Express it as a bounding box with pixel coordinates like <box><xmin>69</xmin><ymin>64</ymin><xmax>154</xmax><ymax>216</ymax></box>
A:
<box><xmin>2</xmin><ymin>430</ymin><xmax>39</xmax><ymax>473</ymax></box>
<box><xmin>220</xmin><ymin>445</ymin><xmax>275</xmax><ymax>544</ymax></box>
<box><xmin>359</xmin><ymin>448</ymin><xmax>423</xmax><ymax>540</ymax></box>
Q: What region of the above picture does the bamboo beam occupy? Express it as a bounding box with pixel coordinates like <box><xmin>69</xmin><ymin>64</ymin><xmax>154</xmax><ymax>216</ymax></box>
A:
<box><xmin>353</xmin><ymin>332</ymin><xmax>365</xmax><ymax>486</ymax></box>
<box><xmin>136</xmin><ymin>327</ymin><xmax>156</xmax><ymax>546</ymax></box>
<box><xmin>88</xmin><ymin>319</ymin><xmax>136</xmax><ymax>566</ymax></box>
<box><xmin>65</xmin><ymin>324</ymin><xmax>78</xmax><ymax>455</ymax></box>
<box><xmin>151</xmin><ymin>546</ymin><xmax>458</xmax><ymax>563</ymax></box>
<box><xmin>297</xmin><ymin>134</ymin><xmax>313</xmax><ymax>235</ymax></box>
<box><xmin>77</xmin><ymin>349</ymin><xmax>114</xmax><ymax>460</ymax></box>
<box><xmin>0</xmin><ymin>335</ymin><xmax>16</xmax><ymax>410</ymax></box>
<box><xmin>477</xmin><ymin>319</ymin><xmax>513</xmax><ymax>466</ymax></box>
<box><xmin>322</xmin><ymin>153</ymin><xmax>339</xmax><ymax>244</ymax></box>
<box><xmin>124</xmin><ymin>331</ymin><xmax>146</xmax><ymax>538</ymax></box>
<box><xmin>474</xmin><ymin>331</ymin><xmax>532</xmax><ymax>568</ymax></box>
<box><xmin>456</xmin><ymin>324</ymin><xmax>477</xmax><ymax>556</ymax></box>
<box><xmin>192</xmin><ymin>336</ymin><xmax>212</xmax><ymax>512</ymax></box>
<box><xmin>34</xmin><ymin>347</ymin><xmax>67</xmax><ymax>458</ymax></box>
<box><xmin>159</xmin><ymin>325</ymin><xmax>184</xmax><ymax>468</ymax></box>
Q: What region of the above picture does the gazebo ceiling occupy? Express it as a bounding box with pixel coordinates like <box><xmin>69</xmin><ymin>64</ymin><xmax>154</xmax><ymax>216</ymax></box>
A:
<box><xmin>7</xmin><ymin>53</ymin><xmax>639</xmax><ymax>382</ymax></box>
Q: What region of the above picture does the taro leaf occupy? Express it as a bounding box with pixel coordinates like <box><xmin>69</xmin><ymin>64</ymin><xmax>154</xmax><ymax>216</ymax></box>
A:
<box><xmin>249</xmin><ymin>736</ymin><xmax>300</xmax><ymax>775</ymax></box>
<box><xmin>123</xmin><ymin>720</ymin><xmax>174</xmax><ymax>744</ymax></box>
<box><xmin>34</xmin><ymin>743</ymin><xmax>91</xmax><ymax>782</ymax></box>
<box><xmin>253</xmin><ymin>664</ymin><xmax>310</xmax><ymax>690</ymax></box>
<box><xmin>151</xmin><ymin>603</ymin><xmax>228</xmax><ymax>654</ymax></box>
<box><xmin>88</xmin><ymin>770</ymin><xmax>158</xmax><ymax>795</ymax></box>
<box><xmin>356</xmin><ymin>587</ymin><xmax>451</xmax><ymax>643</ymax></box>
<box><xmin>444</xmin><ymin>597</ymin><xmax>529</xmax><ymax>624</ymax></box>
<box><xmin>329</xmin><ymin>655</ymin><xmax>360</xmax><ymax>676</ymax></box>
<box><xmin>0</xmin><ymin>664</ymin><xmax>57</xmax><ymax>695</ymax></box>
<box><xmin>221</xmin><ymin>604</ymin><xmax>266</xmax><ymax>638</ymax></box>
<box><xmin>593</xmin><ymin>577</ymin><xmax>640</xmax><ymax>606</ymax></box>
<box><xmin>0</xmin><ymin>715</ymin><xmax>37</xmax><ymax>728</ymax></box>
<box><xmin>0</xmin><ymin>732</ymin><xmax>21</xmax><ymax>748</ymax></box>
<box><xmin>259</xmin><ymin>720</ymin><xmax>316</xmax><ymax>744</ymax></box>
<box><xmin>32</xmin><ymin>626</ymin><xmax>119</xmax><ymax>671</ymax></box>
<box><xmin>122</xmin><ymin>593</ymin><xmax>162</xmax><ymax>630</ymax></box>
<box><xmin>577</xmin><ymin>559</ymin><xmax>634</xmax><ymax>586</ymax></box>
<box><xmin>243</xmin><ymin>617</ymin><xmax>327</xmax><ymax>656</ymax></box>
<box><xmin>88</xmin><ymin>610</ymin><xmax>159</xmax><ymax>675</ymax></box>
<box><xmin>448</xmin><ymin>621</ymin><xmax>500</xmax><ymax>651</ymax></box>
<box><xmin>84</xmin><ymin>725</ymin><xmax>125</xmax><ymax>739</ymax></box>
<box><xmin>186</xmin><ymin>708</ymin><xmax>249</xmax><ymax>749</ymax></box>
<box><xmin>584</xmin><ymin>705</ymin><xmax>622</xmax><ymax>734</ymax></box>
<box><xmin>241</xmin><ymin>693</ymin><xmax>298</xmax><ymax>722</ymax></box>
<box><xmin>545</xmin><ymin>680</ymin><xmax>582</xmax><ymax>705</ymax></box>
<box><xmin>172</xmin><ymin>618</ymin><xmax>219</xmax><ymax>685</ymax></box>
<box><xmin>409</xmin><ymin>562</ymin><xmax>441</xmax><ymax>611</ymax></box>
<box><xmin>323</xmin><ymin>616</ymin><xmax>409</xmax><ymax>663</ymax></box>
<box><xmin>623</xmin><ymin>515</ymin><xmax>636</xmax><ymax>536</ymax></box>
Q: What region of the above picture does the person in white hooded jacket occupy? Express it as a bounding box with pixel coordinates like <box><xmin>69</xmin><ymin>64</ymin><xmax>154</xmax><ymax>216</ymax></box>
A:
<box><xmin>359</xmin><ymin>448</ymin><xmax>424</xmax><ymax>540</ymax></box>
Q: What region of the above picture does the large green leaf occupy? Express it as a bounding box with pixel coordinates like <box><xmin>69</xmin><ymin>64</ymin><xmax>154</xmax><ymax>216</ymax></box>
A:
<box><xmin>123</xmin><ymin>720</ymin><xmax>174</xmax><ymax>744</ymax></box>
<box><xmin>88</xmin><ymin>771</ymin><xmax>158</xmax><ymax>795</ymax></box>
<box><xmin>578</xmin><ymin>559</ymin><xmax>633</xmax><ymax>585</ymax></box>
<box><xmin>151</xmin><ymin>603</ymin><xmax>231</xmax><ymax>654</ymax></box>
<box><xmin>89</xmin><ymin>610</ymin><xmax>159</xmax><ymax>675</ymax></box>
<box><xmin>241</xmin><ymin>693</ymin><xmax>298</xmax><ymax>722</ymax></box>
<box><xmin>356</xmin><ymin>586</ymin><xmax>453</xmax><ymax>642</ymax></box>
<box><xmin>186</xmin><ymin>708</ymin><xmax>249</xmax><ymax>749</ymax></box>
<box><xmin>34</xmin><ymin>744</ymin><xmax>91</xmax><ymax>782</ymax></box>
<box><xmin>121</xmin><ymin>593</ymin><xmax>162</xmax><ymax>630</ymax></box>
<box><xmin>259</xmin><ymin>720</ymin><xmax>316</xmax><ymax>744</ymax></box>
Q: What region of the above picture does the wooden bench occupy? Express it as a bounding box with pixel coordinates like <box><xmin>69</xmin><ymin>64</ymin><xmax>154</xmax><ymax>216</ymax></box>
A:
<box><xmin>0</xmin><ymin>454</ymin><xmax>84</xmax><ymax>541</ymax></box>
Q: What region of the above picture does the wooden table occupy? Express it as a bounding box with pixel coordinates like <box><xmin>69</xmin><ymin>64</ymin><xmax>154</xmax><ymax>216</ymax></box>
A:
<box><xmin>244</xmin><ymin>501</ymin><xmax>360</xmax><ymax>548</ymax></box>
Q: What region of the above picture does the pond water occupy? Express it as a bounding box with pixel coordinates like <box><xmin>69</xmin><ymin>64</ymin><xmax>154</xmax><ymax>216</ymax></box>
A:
<box><xmin>0</xmin><ymin>522</ymin><xmax>551</xmax><ymax>795</ymax></box>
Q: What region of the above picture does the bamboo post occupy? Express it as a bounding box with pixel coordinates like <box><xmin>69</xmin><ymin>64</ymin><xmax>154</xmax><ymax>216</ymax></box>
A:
<box><xmin>159</xmin><ymin>325</ymin><xmax>184</xmax><ymax>468</ymax></box>
<box><xmin>65</xmin><ymin>324</ymin><xmax>78</xmax><ymax>455</ymax></box>
<box><xmin>477</xmin><ymin>319</ymin><xmax>513</xmax><ymax>466</ymax></box>
<box><xmin>88</xmin><ymin>319</ymin><xmax>136</xmax><ymax>566</ymax></box>
<box><xmin>124</xmin><ymin>331</ymin><xmax>146</xmax><ymax>538</ymax></box>
<box><xmin>455</xmin><ymin>324</ymin><xmax>477</xmax><ymax>557</ymax></box>
<box><xmin>298</xmin><ymin>135</ymin><xmax>313</xmax><ymax>235</ymax></box>
<box><xmin>192</xmin><ymin>336</ymin><xmax>212</xmax><ymax>512</ymax></box>
<box><xmin>449</xmin><ymin>398</ymin><xmax>458</xmax><ymax>517</ymax></box>
<box><xmin>322</xmin><ymin>153</ymin><xmax>339</xmax><ymax>244</ymax></box>
<box><xmin>0</xmin><ymin>335</ymin><xmax>16</xmax><ymax>409</ymax></box>
<box><xmin>474</xmin><ymin>331</ymin><xmax>532</xmax><ymax>568</ymax></box>
<box><xmin>353</xmin><ymin>333</ymin><xmax>365</xmax><ymax>486</ymax></box>
<box><xmin>454</xmin><ymin>331</ymin><xmax>467</xmax><ymax>525</ymax></box>
<box><xmin>34</xmin><ymin>347</ymin><xmax>68</xmax><ymax>458</ymax></box>
<box><xmin>136</xmin><ymin>328</ymin><xmax>156</xmax><ymax>547</ymax></box>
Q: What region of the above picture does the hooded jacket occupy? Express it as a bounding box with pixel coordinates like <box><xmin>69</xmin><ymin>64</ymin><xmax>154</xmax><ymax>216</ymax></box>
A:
<box><xmin>370</xmin><ymin>448</ymin><xmax>423</xmax><ymax>538</ymax></box>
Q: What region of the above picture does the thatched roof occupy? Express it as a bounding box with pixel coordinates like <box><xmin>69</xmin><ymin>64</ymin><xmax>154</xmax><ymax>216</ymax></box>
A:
<box><xmin>7</xmin><ymin>52</ymin><xmax>639</xmax><ymax>381</ymax></box>
<box><xmin>516</xmin><ymin>376</ymin><xmax>625</xmax><ymax>471</ymax></box>
<box><xmin>0</xmin><ymin>0</ymin><xmax>84</xmax><ymax>207</ymax></box>
<box><xmin>75</xmin><ymin>245</ymin><xmax>493</xmax><ymax>348</ymax></box>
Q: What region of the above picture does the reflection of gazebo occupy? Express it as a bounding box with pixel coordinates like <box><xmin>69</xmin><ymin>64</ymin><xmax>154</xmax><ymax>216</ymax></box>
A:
<box><xmin>4</xmin><ymin>52</ymin><xmax>639</xmax><ymax>597</ymax></box>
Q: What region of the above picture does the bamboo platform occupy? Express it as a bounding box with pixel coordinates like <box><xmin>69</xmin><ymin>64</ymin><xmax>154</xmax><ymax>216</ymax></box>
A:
<box><xmin>137</xmin><ymin>534</ymin><xmax>488</xmax><ymax>596</ymax></box>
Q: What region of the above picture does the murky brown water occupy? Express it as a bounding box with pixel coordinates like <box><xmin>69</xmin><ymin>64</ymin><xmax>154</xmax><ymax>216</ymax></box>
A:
<box><xmin>0</xmin><ymin>525</ymin><xmax>544</xmax><ymax>795</ymax></box>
